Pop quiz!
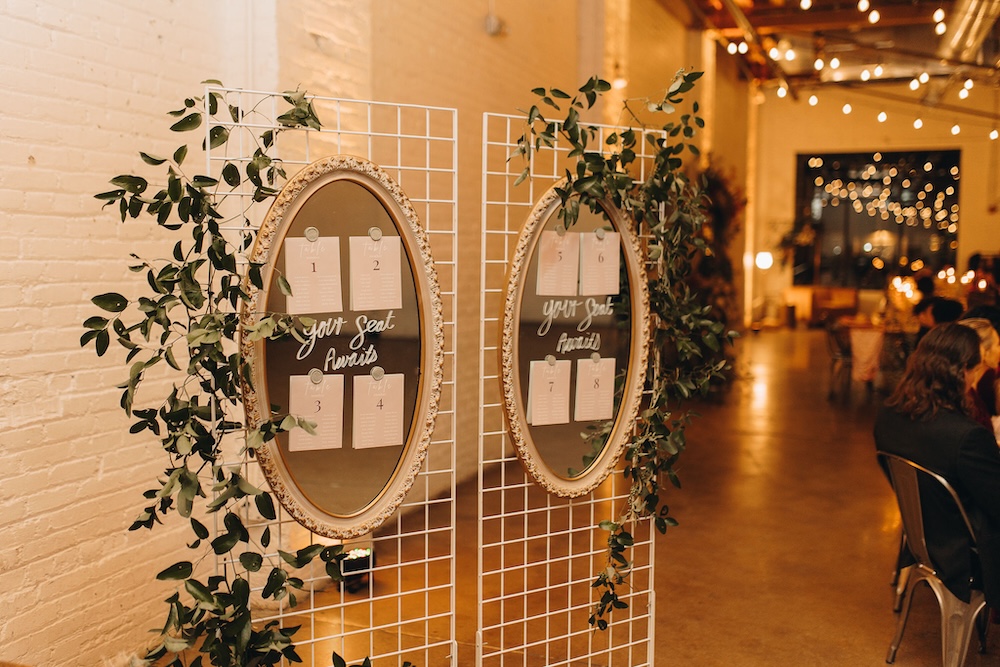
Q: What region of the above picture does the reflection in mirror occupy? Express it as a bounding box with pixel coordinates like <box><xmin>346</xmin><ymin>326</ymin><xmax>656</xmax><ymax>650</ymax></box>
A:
<box><xmin>242</xmin><ymin>156</ymin><xmax>442</xmax><ymax>538</ymax></box>
<box><xmin>501</xmin><ymin>184</ymin><xmax>648</xmax><ymax>497</ymax></box>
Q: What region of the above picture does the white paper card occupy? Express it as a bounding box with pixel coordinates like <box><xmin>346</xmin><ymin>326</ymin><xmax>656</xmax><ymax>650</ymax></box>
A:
<box><xmin>527</xmin><ymin>359</ymin><xmax>572</xmax><ymax>426</ymax></box>
<box><xmin>578</xmin><ymin>231</ymin><xmax>621</xmax><ymax>296</ymax></box>
<box><xmin>283</xmin><ymin>237</ymin><xmax>343</xmax><ymax>314</ymax></box>
<box><xmin>574</xmin><ymin>357</ymin><xmax>616</xmax><ymax>421</ymax></box>
<box><xmin>349</xmin><ymin>236</ymin><xmax>402</xmax><ymax>311</ymax></box>
<box><xmin>535</xmin><ymin>231</ymin><xmax>580</xmax><ymax>296</ymax></box>
<box><xmin>288</xmin><ymin>374</ymin><xmax>345</xmax><ymax>451</ymax></box>
<box><xmin>352</xmin><ymin>373</ymin><xmax>404</xmax><ymax>449</ymax></box>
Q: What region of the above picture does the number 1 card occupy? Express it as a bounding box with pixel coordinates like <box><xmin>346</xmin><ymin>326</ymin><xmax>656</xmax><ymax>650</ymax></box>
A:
<box><xmin>283</xmin><ymin>237</ymin><xmax>344</xmax><ymax>314</ymax></box>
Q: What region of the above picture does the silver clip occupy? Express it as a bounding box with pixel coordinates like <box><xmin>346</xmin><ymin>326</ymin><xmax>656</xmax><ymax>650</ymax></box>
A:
<box><xmin>308</xmin><ymin>368</ymin><xmax>324</xmax><ymax>384</ymax></box>
<box><xmin>368</xmin><ymin>226</ymin><xmax>383</xmax><ymax>241</ymax></box>
<box><xmin>370</xmin><ymin>365</ymin><xmax>385</xmax><ymax>381</ymax></box>
<box><xmin>304</xmin><ymin>226</ymin><xmax>320</xmax><ymax>242</ymax></box>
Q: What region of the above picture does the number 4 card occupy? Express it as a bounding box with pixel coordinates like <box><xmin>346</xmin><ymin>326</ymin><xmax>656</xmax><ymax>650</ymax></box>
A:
<box><xmin>574</xmin><ymin>356</ymin><xmax>615</xmax><ymax>422</ymax></box>
<box><xmin>352</xmin><ymin>373</ymin><xmax>404</xmax><ymax>449</ymax></box>
<box><xmin>288</xmin><ymin>373</ymin><xmax>345</xmax><ymax>451</ymax></box>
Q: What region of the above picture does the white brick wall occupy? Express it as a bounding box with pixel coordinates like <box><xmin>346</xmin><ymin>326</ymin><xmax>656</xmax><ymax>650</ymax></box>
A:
<box><xmin>0</xmin><ymin>1</ymin><xmax>370</xmax><ymax>664</ymax></box>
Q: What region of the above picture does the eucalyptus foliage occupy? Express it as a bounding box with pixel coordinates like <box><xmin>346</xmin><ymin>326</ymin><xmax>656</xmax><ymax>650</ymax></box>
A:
<box><xmin>82</xmin><ymin>82</ymin><xmax>370</xmax><ymax>667</ymax></box>
<box><xmin>514</xmin><ymin>71</ymin><xmax>737</xmax><ymax>629</ymax></box>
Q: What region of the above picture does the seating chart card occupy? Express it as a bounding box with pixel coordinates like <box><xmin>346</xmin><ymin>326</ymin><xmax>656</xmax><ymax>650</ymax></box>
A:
<box><xmin>349</xmin><ymin>235</ymin><xmax>403</xmax><ymax>311</ymax></box>
<box><xmin>283</xmin><ymin>237</ymin><xmax>344</xmax><ymax>314</ymax></box>
<box><xmin>578</xmin><ymin>231</ymin><xmax>620</xmax><ymax>296</ymax></box>
<box><xmin>535</xmin><ymin>231</ymin><xmax>580</xmax><ymax>296</ymax></box>
<box><xmin>573</xmin><ymin>357</ymin><xmax>616</xmax><ymax>422</ymax></box>
<box><xmin>352</xmin><ymin>373</ymin><xmax>404</xmax><ymax>449</ymax></box>
<box><xmin>526</xmin><ymin>358</ymin><xmax>572</xmax><ymax>426</ymax></box>
<box><xmin>288</xmin><ymin>373</ymin><xmax>345</xmax><ymax>451</ymax></box>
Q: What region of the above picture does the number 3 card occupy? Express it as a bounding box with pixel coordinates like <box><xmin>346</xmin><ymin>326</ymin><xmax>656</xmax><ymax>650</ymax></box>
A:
<box><xmin>288</xmin><ymin>373</ymin><xmax>345</xmax><ymax>451</ymax></box>
<box><xmin>349</xmin><ymin>235</ymin><xmax>402</xmax><ymax>311</ymax></box>
<box><xmin>352</xmin><ymin>373</ymin><xmax>404</xmax><ymax>449</ymax></box>
<box><xmin>574</xmin><ymin>356</ymin><xmax>615</xmax><ymax>422</ymax></box>
<box><xmin>283</xmin><ymin>237</ymin><xmax>344</xmax><ymax>314</ymax></box>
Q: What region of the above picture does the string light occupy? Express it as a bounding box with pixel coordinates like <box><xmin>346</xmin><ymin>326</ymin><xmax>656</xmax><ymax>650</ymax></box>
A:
<box><xmin>919</xmin><ymin>72</ymin><xmax>930</xmax><ymax>84</ymax></box>
<box><xmin>727</xmin><ymin>42</ymin><xmax>738</xmax><ymax>55</ymax></box>
<box><xmin>843</xmin><ymin>103</ymin><xmax>852</xmax><ymax>114</ymax></box>
<box><xmin>777</xmin><ymin>86</ymin><xmax>787</xmax><ymax>98</ymax></box>
<box><xmin>814</xmin><ymin>57</ymin><xmax>824</xmax><ymax>70</ymax></box>
<box><xmin>808</xmin><ymin>94</ymin><xmax>818</xmax><ymax>106</ymax></box>
<box><xmin>964</xmin><ymin>78</ymin><xmax>974</xmax><ymax>90</ymax></box>
<box><xmin>913</xmin><ymin>118</ymin><xmax>923</xmax><ymax>129</ymax></box>
<box><xmin>858</xmin><ymin>0</ymin><xmax>870</xmax><ymax>11</ymax></box>
<box><xmin>909</xmin><ymin>79</ymin><xmax>920</xmax><ymax>91</ymax></box>
<box><xmin>800</xmin><ymin>0</ymin><xmax>812</xmax><ymax>8</ymax></box>
<box><xmin>878</xmin><ymin>111</ymin><xmax>887</xmax><ymax>122</ymax></box>
<box><xmin>869</xmin><ymin>9</ymin><xmax>880</xmax><ymax>23</ymax></box>
<box><xmin>991</xmin><ymin>129</ymin><xmax>999</xmax><ymax>140</ymax></box>
<box><xmin>738</xmin><ymin>41</ymin><xmax>748</xmax><ymax>54</ymax></box>
<box><xmin>959</xmin><ymin>88</ymin><xmax>969</xmax><ymax>100</ymax></box>
<box><xmin>874</xmin><ymin>64</ymin><xmax>884</xmax><ymax>77</ymax></box>
<box><xmin>935</xmin><ymin>22</ymin><xmax>947</xmax><ymax>35</ymax></box>
<box><xmin>830</xmin><ymin>57</ymin><xmax>841</xmax><ymax>69</ymax></box>
<box><xmin>861</xmin><ymin>69</ymin><xmax>871</xmax><ymax>81</ymax></box>
<box><xmin>951</xmin><ymin>124</ymin><xmax>961</xmax><ymax>135</ymax></box>
<box><xmin>933</xmin><ymin>8</ymin><xmax>945</xmax><ymax>22</ymax></box>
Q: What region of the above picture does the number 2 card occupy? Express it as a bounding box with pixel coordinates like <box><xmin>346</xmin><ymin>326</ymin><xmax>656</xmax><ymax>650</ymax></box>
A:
<box><xmin>349</xmin><ymin>235</ymin><xmax>402</xmax><ymax>311</ymax></box>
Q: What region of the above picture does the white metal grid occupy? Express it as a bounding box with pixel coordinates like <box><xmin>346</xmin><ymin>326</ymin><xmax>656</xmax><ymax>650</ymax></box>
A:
<box><xmin>478</xmin><ymin>112</ymin><xmax>657</xmax><ymax>667</ymax></box>
<box><xmin>205</xmin><ymin>87</ymin><xmax>458</xmax><ymax>667</ymax></box>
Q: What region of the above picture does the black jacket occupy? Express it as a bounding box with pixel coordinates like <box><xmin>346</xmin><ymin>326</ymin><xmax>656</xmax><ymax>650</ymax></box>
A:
<box><xmin>874</xmin><ymin>406</ymin><xmax>1000</xmax><ymax>603</ymax></box>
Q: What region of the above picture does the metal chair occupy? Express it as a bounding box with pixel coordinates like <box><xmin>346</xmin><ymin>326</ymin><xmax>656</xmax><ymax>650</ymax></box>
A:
<box><xmin>825</xmin><ymin>321</ymin><xmax>852</xmax><ymax>401</ymax></box>
<box><xmin>878</xmin><ymin>452</ymin><xmax>988</xmax><ymax>666</ymax></box>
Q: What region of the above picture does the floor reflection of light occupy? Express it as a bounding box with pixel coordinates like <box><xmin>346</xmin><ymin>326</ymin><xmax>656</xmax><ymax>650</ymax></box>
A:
<box><xmin>751</xmin><ymin>368</ymin><xmax>769</xmax><ymax>412</ymax></box>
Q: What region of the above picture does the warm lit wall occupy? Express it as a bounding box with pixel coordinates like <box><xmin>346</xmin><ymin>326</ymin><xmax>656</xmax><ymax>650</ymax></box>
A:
<box><xmin>753</xmin><ymin>78</ymin><xmax>1000</xmax><ymax>307</ymax></box>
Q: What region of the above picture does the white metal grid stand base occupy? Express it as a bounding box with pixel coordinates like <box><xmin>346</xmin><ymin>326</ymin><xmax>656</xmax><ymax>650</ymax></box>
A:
<box><xmin>205</xmin><ymin>87</ymin><xmax>458</xmax><ymax>667</ymax></box>
<box><xmin>477</xmin><ymin>112</ymin><xmax>656</xmax><ymax>667</ymax></box>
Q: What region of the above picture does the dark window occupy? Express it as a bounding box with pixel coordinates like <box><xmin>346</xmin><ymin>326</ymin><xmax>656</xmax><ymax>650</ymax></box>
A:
<box><xmin>791</xmin><ymin>150</ymin><xmax>960</xmax><ymax>288</ymax></box>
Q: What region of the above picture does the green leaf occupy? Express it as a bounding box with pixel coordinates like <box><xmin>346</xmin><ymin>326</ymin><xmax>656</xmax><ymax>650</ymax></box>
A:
<box><xmin>255</xmin><ymin>492</ymin><xmax>276</xmax><ymax>520</ymax></box>
<box><xmin>139</xmin><ymin>151</ymin><xmax>167</xmax><ymax>165</ymax></box>
<box><xmin>184</xmin><ymin>578</ymin><xmax>215</xmax><ymax>604</ymax></box>
<box><xmin>83</xmin><ymin>316</ymin><xmax>108</xmax><ymax>330</ymax></box>
<box><xmin>206</xmin><ymin>126</ymin><xmax>229</xmax><ymax>150</ymax></box>
<box><xmin>240</xmin><ymin>551</ymin><xmax>264</xmax><ymax>572</ymax></box>
<box><xmin>222</xmin><ymin>162</ymin><xmax>240</xmax><ymax>187</ymax></box>
<box><xmin>211</xmin><ymin>531</ymin><xmax>240</xmax><ymax>554</ymax></box>
<box><xmin>110</xmin><ymin>175</ymin><xmax>148</xmax><ymax>194</ymax></box>
<box><xmin>173</xmin><ymin>145</ymin><xmax>188</xmax><ymax>166</ymax></box>
<box><xmin>191</xmin><ymin>517</ymin><xmax>209</xmax><ymax>539</ymax></box>
<box><xmin>170</xmin><ymin>112</ymin><xmax>203</xmax><ymax>132</ymax></box>
<box><xmin>156</xmin><ymin>561</ymin><xmax>193</xmax><ymax>580</ymax></box>
<box><xmin>92</xmin><ymin>292</ymin><xmax>128</xmax><ymax>313</ymax></box>
<box><xmin>277</xmin><ymin>274</ymin><xmax>293</xmax><ymax>297</ymax></box>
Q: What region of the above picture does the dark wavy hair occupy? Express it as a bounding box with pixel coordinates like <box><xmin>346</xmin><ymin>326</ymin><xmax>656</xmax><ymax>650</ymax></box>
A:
<box><xmin>885</xmin><ymin>322</ymin><xmax>981</xmax><ymax>420</ymax></box>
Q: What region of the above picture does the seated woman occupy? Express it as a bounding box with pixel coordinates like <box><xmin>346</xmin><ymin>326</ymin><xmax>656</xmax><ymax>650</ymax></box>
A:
<box><xmin>958</xmin><ymin>317</ymin><xmax>1000</xmax><ymax>432</ymax></box>
<box><xmin>874</xmin><ymin>323</ymin><xmax>1000</xmax><ymax>605</ymax></box>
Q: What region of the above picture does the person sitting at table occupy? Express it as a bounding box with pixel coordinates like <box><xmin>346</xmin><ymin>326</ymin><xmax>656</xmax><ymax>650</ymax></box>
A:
<box><xmin>914</xmin><ymin>296</ymin><xmax>964</xmax><ymax>344</ymax></box>
<box><xmin>959</xmin><ymin>317</ymin><xmax>1000</xmax><ymax>432</ymax></box>
<box><xmin>874</xmin><ymin>323</ymin><xmax>1000</xmax><ymax>606</ymax></box>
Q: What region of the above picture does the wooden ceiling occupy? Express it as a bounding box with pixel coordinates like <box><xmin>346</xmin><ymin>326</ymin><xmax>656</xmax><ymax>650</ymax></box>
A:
<box><xmin>667</xmin><ymin>0</ymin><xmax>1000</xmax><ymax>86</ymax></box>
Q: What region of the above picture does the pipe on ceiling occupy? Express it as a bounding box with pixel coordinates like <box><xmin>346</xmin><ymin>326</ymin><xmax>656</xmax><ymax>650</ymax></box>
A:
<box><xmin>937</xmin><ymin>0</ymin><xmax>1000</xmax><ymax>64</ymax></box>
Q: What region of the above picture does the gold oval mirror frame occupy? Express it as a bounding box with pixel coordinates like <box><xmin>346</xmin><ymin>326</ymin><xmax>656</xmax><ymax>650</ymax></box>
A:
<box><xmin>500</xmin><ymin>183</ymin><xmax>649</xmax><ymax>497</ymax></box>
<box><xmin>242</xmin><ymin>155</ymin><xmax>443</xmax><ymax>539</ymax></box>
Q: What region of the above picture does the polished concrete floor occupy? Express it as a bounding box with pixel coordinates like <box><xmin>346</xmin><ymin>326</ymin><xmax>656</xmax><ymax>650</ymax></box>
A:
<box><xmin>642</xmin><ymin>328</ymin><xmax>1000</xmax><ymax>666</ymax></box>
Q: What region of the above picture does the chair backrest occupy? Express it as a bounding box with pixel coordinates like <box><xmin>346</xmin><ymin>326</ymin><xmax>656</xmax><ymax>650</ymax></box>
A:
<box><xmin>878</xmin><ymin>452</ymin><xmax>978</xmax><ymax>571</ymax></box>
<box><xmin>825</xmin><ymin>322</ymin><xmax>852</xmax><ymax>359</ymax></box>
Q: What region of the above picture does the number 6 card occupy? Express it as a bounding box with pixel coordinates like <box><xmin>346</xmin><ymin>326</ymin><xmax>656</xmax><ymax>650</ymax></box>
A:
<box><xmin>578</xmin><ymin>231</ymin><xmax>620</xmax><ymax>296</ymax></box>
<box><xmin>288</xmin><ymin>373</ymin><xmax>345</xmax><ymax>451</ymax></box>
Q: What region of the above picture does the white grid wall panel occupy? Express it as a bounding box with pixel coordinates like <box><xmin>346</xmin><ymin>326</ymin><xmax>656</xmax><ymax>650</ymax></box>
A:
<box><xmin>206</xmin><ymin>88</ymin><xmax>458</xmax><ymax>667</ymax></box>
<box><xmin>478</xmin><ymin>112</ymin><xmax>656</xmax><ymax>667</ymax></box>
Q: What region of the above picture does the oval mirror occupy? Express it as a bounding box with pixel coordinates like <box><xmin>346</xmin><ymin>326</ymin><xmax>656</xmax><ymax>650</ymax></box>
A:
<box><xmin>242</xmin><ymin>155</ymin><xmax>443</xmax><ymax>538</ymax></box>
<box><xmin>500</xmin><ymin>184</ymin><xmax>648</xmax><ymax>497</ymax></box>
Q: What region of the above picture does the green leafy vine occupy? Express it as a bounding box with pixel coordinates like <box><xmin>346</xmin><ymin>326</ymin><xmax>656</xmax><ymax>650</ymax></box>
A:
<box><xmin>513</xmin><ymin>71</ymin><xmax>737</xmax><ymax>629</ymax></box>
<box><xmin>82</xmin><ymin>81</ymin><xmax>381</xmax><ymax>667</ymax></box>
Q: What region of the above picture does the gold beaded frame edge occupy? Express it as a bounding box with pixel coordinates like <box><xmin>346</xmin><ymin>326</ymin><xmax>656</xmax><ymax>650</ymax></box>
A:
<box><xmin>500</xmin><ymin>183</ymin><xmax>650</xmax><ymax>497</ymax></box>
<box><xmin>240</xmin><ymin>155</ymin><xmax>444</xmax><ymax>539</ymax></box>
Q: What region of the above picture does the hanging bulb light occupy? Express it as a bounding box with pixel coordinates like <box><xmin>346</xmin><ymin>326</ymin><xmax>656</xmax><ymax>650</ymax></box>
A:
<box><xmin>785</xmin><ymin>48</ymin><xmax>796</xmax><ymax>61</ymax></box>
<box><xmin>808</xmin><ymin>94</ymin><xmax>819</xmax><ymax>106</ymax></box>
<box><xmin>878</xmin><ymin>111</ymin><xmax>887</xmax><ymax>122</ymax></box>
<box><xmin>727</xmin><ymin>41</ymin><xmax>738</xmax><ymax>55</ymax></box>
<box><xmin>861</xmin><ymin>69</ymin><xmax>871</xmax><ymax>81</ymax></box>
<box><xmin>777</xmin><ymin>86</ymin><xmax>787</xmax><ymax>98</ymax></box>
<box><xmin>814</xmin><ymin>57</ymin><xmax>825</xmax><ymax>70</ymax></box>
<box><xmin>991</xmin><ymin>129</ymin><xmax>999</xmax><ymax>140</ymax></box>
<box><xmin>800</xmin><ymin>0</ymin><xmax>812</xmax><ymax>8</ymax></box>
<box><xmin>935</xmin><ymin>22</ymin><xmax>947</xmax><ymax>35</ymax></box>
<box><xmin>858</xmin><ymin>0</ymin><xmax>870</xmax><ymax>11</ymax></box>
<box><xmin>959</xmin><ymin>88</ymin><xmax>969</xmax><ymax>100</ymax></box>
<box><xmin>909</xmin><ymin>79</ymin><xmax>920</xmax><ymax>91</ymax></box>
<box><xmin>951</xmin><ymin>124</ymin><xmax>961</xmax><ymax>135</ymax></box>
<box><xmin>914</xmin><ymin>118</ymin><xmax>923</xmax><ymax>129</ymax></box>
<box><xmin>933</xmin><ymin>8</ymin><xmax>945</xmax><ymax>22</ymax></box>
<box><xmin>843</xmin><ymin>103</ymin><xmax>852</xmax><ymax>114</ymax></box>
<box><xmin>830</xmin><ymin>57</ymin><xmax>841</xmax><ymax>69</ymax></box>
<box><xmin>769</xmin><ymin>47</ymin><xmax>781</xmax><ymax>60</ymax></box>
<box><xmin>874</xmin><ymin>63</ymin><xmax>884</xmax><ymax>77</ymax></box>
<box><xmin>738</xmin><ymin>41</ymin><xmax>748</xmax><ymax>54</ymax></box>
<box><xmin>869</xmin><ymin>9</ymin><xmax>880</xmax><ymax>23</ymax></box>
<box><xmin>919</xmin><ymin>72</ymin><xmax>930</xmax><ymax>84</ymax></box>
<box><xmin>964</xmin><ymin>78</ymin><xmax>974</xmax><ymax>90</ymax></box>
